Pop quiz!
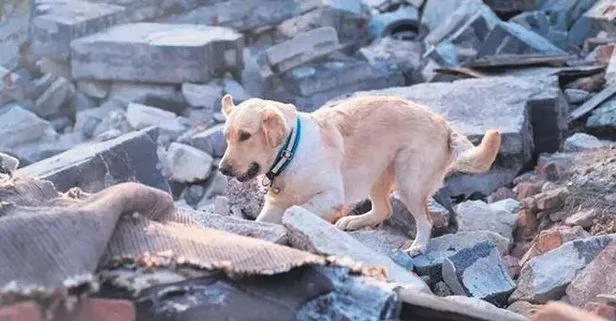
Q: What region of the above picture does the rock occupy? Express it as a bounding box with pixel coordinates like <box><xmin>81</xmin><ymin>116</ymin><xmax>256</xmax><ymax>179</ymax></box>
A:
<box><xmin>442</xmin><ymin>241</ymin><xmax>516</xmax><ymax>307</ymax></box>
<box><xmin>563</xmin><ymin>133</ymin><xmax>606</xmax><ymax>152</ymax></box>
<box><xmin>564</xmin><ymin>89</ymin><xmax>590</xmax><ymax>105</ymax></box>
<box><xmin>0</xmin><ymin>104</ymin><xmax>55</xmax><ymax>149</ymax></box>
<box><xmin>348</xmin><ymin>227</ymin><xmax>410</xmax><ymax>257</ymax></box>
<box><xmin>265</xmin><ymin>27</ymin><xmax>339</xmax><ymax>74</ymax></box>
<box><xmin>166</xmin><ymin>142</ymin><xmax>213</xmax><ymax>183</ymax></box>
<box><xmin>510</xmin><ymin>10</ymin><xmax>568</xmax><ymax>50</ymax></box>
<box><xmin>37</xmin><ymin>58</ymin><xmax>72</xmax><ymax>80</ymax></box>
<box><xmin>367</xmin><ymin>5</ymin><xmax>419</xmax><ymax>38</ymax></box>
<box><xmin>164</xmin><ymin>0</ymin><xmax>311</xmax><ymax>32</ymax></box>
<box><xmin>282</xmin><ymin>206</ymin><xmax>431</xmax><ymax>293</ymax></box>
<box><xmin>177</xmin><ymin>123</ymin><xmax>227</xmax><ymax>158</ymax></box>
<box><xmin>566</xmin><ymin>243</ymin><xmax>616</xmax><ymax>307</ymax></box>
<box><xmin>126</xmin><ymin>103</ymin><xmax>187</xmax><ymax>140</ymax></box>
<box><xmin>72</xmin><ymin>92</ymin><xmax>97</xmax><ymax>112</ymax></box>
<box><xmin>565</xmin><ymin>209</ymin><xmax>598</xmax><ymax>229</ymax></box>
<box><xmin>587</xmin><ymin>98</ymin><xmax>616</xmax><ymax>132</ymax></box>
<box><xmin>33</xmin><ymin>77</ymin><xmax>74</xmax><ymax>118</ymax></box>
<box><xmin>510</xmin><ymin>234</ymin><xmax>616</xmax><ymax>304</ymax></box>
<box><xmin>507</xmin><ymin>301</ymin><xmax>541</xmax><ymax>318</ymax></box>
<box><xmin>181</xmin><ymin>82</ymin><xmax>222</xmax><ymax>109</ymax></box>
<box><xmin>456</xmin><ymin>200</ymin><xmax>518</xmax><ymax>241</ymax></box>
<box><xmin>420</xmin><ymin>0</ymin><xmax>483</xmax><ymax>34</ymax></box>
<box><xmin>441</xmin><ymin>296</ymin><xmax>527</xmax><ymax>321</ymax></box>
<box><xmin>223</xmin><ymin>176</ymin><xmax>267</xmax><ymax>219</ymax></box>
<box><xmin>515</xmin><ymin>181</ymin><xmax>544</xmax><ymax>199</ymax></box>
<box><xmin>359</xmin><ymin>37</ymin><xmax>422</xmax><ymax>84</ymax></box>
<box><xmin>478</xmin><ymin>22</ymin><xmax>566</xmax><ymax>57</ymax></box>
<box><xmin>31</xmin><ymin>0</ymin><xmax>125</xmax><ymax>60</ymax></box>
<box><xmin>534</xmin><ymin>187</ymin><xmax>569</xmax><ymax>213</ymax></box>
<box><xmin>74</xmin><ymin>100</ymin><xmax>124</xmax><ymax>138</ymax></box>
<box><xmin>222</xmin><ymin>77</ymin><xmax>251</xmax><ymax>103</ymax></box>
<box><xmin>279</xmin><ymin>58</ymin><xmax>405</xmax><ymax>112</ymax></box>
<box><xmin>201</xmin><ymin>171</ymin><xmax>229</xmax><ymax>202</ymax></box>
<box><xmin>413</xmin><ymin>231</ymin><xmax>510</xmax><ymax>280</ymax></box>
<box><xmin>489</xmin><ymin>187</ymin><xmax>517</xmax><ymax>203</ymax></box>
<box><xmin>275</xmin><ymin>0</ymin><xmax>369</xmax><ymax>45</ymax></box>
<box><xmin>520</xmin><ymin>226</ymin><xmax>591</xmax><ymax>267</ymax></box>
<box><xmin>71</xmin><ymin>23</ymin><xmax>244</xmax><ymax>84</ymax></box>
<box><xmin>384</xmin><ymin>193</ymin><xmax>451</xmax><ymax>234</ymax></box>
<box><xmin>16</xmin><ymin>128</ymin><xmax>169</xmax><ymax>193</ymax></box>
<box><xmin>183</xmin><ymin>208</ymin><xmax>287</xmax><ymax>244</ymax></box>
<box><xmin>583</xmin><ymin>0</ymin><xmax>616</xmax><ymax>36</ymax></box>
<box><xmin>502</xmin><ymin>255</ymin><xmax>521</xmax><ymax>279</ymax></box>
<box><xmin>488</xmin><ymin>199</ymin><xmax>521</xmax><ymax>215</ymax></box>
<box><xmin>77</xmin><ymin>80</ymin><xmax>110</xmax><ymax>99</ymax></box>
<box><xmin>322</xmin><ymin>76</ymin><xmax>568</xmax><ymax>197</ymax></box>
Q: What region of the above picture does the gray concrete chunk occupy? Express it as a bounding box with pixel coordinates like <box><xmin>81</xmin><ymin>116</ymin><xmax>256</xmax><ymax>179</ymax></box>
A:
<box><xmin>266</xmin><ymin>27</ymin><xmax>339</xmax><ymax>73</ymax></box>
<box><xmin>166</xmin><ymin>142</ymin><xmax>213</xmax><ymax>183</ymax></box>
<box><xmin>71</xmin><ymin>23</ymin><xmax>244</xmax><ymax>84</ymax></box>
<box><xmin>34</xmin><ymin>77</ymin><xmax>74</xmax><ymax>118</ymax></box>
<box><xmin>282</xmin><ymin>206</ymin><xmax>431</xmax><ymax>293</ymax></box>
<box><xmin>32</xmin><ymin>0</ymin><xmax>125</xmax><ymax>60</ymax></box>
<box><xmin>442</xmin><ymin>241</ymin><xmax>516</xmax><ymax>307</ymax></box>
<box><xmin>456</xmin><ymin>200</ymin><xmax>518</xmax><ymax>242</ymax></box>
<box><xmin>0</xmin><ymin>104</ymin><xmax>55</xmax><ymax>149</ymax></box>
<box><xmin>477</xmin><ymin>22</ymin><xmax>566</xmax><ymax>57</ymax></box>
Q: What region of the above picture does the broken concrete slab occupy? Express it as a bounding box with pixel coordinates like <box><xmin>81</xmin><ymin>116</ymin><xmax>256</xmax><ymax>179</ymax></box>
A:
<box><xmin>71</xmin><ymin>23</ymin><xmax>244</xmax><ymax>84</ymax></box>
<box><xmin>510</xmin><ymin>234</ymin><xmax>616</xmax><ymax>304</ymax></box>
<box><xmin>321</xmin><ymin>76</ymin><xmax>568</xmax><ymax>196</ymax></box>
<box><xmin>442</xmin><ymin>241</ymin><xmax>516</xmax><ymax>307</ymax></box>
<box><xmin>181</xmin><ymin>82</ymin><xmax>222</xmax><ymax>109</ymax></box>
<box><xmin>359</xmin><ymin>37</ymin><xmax>422</xmax><ymax>84</ymax></box>
<box><xmin>0</xmin><ymin>104</ymin><xmax>56</xmax><ymax>149</ymax></box>
<box><xmin>77</xmin><ymin>80</ymin><xmax>110</xmax><ymax>100</ymax></box>
<box><xmin>164</xmin><ymin>0</ymin><xmax>313</xmax><ymax>32</ymax></box>
<box><xmin>16</xmin><ymin>128</ymin><xmax>170</xmax><ymax>193</ymax></box>
<box><xmin>265</xmin><ymin>27</ymin><xmax>339</xmax><ymax>73</ymax></box>
<box><xmin>31</xmin><ymin>0</ymin><xmax>125</xmax><ymax>61</ymax></box>
<box><xmin>478</xmin><ymin>22</ymin><xmax>567</xmax><ymax>57</ymax></box>
<box><xmin>183</xmin><ymin>208</ymin><xmax>287</xmax><ymax>244</ymax></box>
<box><xmin>126</xmin><ymin>103</ymin><xmax>187</xmax><ymax>140</ymax></box>
<box><xmin>74</xmin><ymin>100</ymin><xmax>124</xmax><ymax>138</ymax></box>
<box><xmin>456</xmin><ymin>200</ymin><xmax>518</xmax><ymax>241</ymax></box>
<box><xmin>282</xmin><ymin>206</ymin><xmax>431</xmax><ymax>293</ymax></box>
<box><xmin>177</xmin><ymin>123</ymin><xmax>227</xmax><ymax>158</ymax></box>
<box><xmin>166</xmin><ymin>142</ymin><xmax>213</xmax><ymax>183</ymax></box>
<box><xmin>33</xmin><ymin>76</ymin><xmax>74</xmax><ymax>119</ymax></box>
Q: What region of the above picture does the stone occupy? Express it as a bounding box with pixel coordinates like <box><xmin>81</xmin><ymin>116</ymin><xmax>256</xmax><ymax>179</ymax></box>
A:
<box><xmin>583</xmin><ymin>0</ymin><xmax>616</xmax><ymax>35</ymax></box>
<box><xmin>126</xmin><ymin>103</ymin><xmax>187</xmax><ymax>140</ymax></box>
<box><xmin>33</xmin><ymin>76</ymin><xmax>74</xmax><ymax>118</ymax></box>
<box><xmin>71</xmin><ymin>23</ymin><xmax>244</xmax><ymax>84</ymax></box>
<box><xmin>532</xmin><ymin>301</ymin><xmax>608</xmax><ymax>321</ymax></box>
<box><xmin>478</xmin><ymin>22</ymin><xmax>566</xmax><ymax>57</ymax></box>
<box><xmin>442</xmin><ymin>241</ymin><xmax>516</xmax><ymax>307</ymax></box>
<box><xmin>587</xmin><ymin>98</ymin><xmax>616</xmax><ymax>132</ymax></box>
<box><xmin>367</xmin><ymin>5</ymin><xmax>419</xmax><ymax>38</ymax></box>
<box><xmin>534</xmin><ymin>187</ymin><xmax>569</xmax><ymax>212</ymax></box>
<box><xmin>488</xmin><ymin>199</ymin><xmax>521</xmax><ymax>215</ymax></box>
<box><xmin>16</xmin><ymin>128</ymin><xmax>170</xmax><ymax>193</ymax></box>
<box><xmin>420</xmin><ymin>0</ymin><xmax>483</xmax><ymax>34</ymax></box>
<box><xmin>384</xmin><ymin>193</ymin><xmax>451</xmax><ymax>234</ymax></box>
<box><xmin>321</xmin><ymin>76</ymin><xmax>568</xmax><ymax>197</ymax></box>
<box><xmin>177</xmin><ymin>123</ymin><xmax>227</xmax><ymax>158</ymax></box>
<box><xmin>502</xmin><ymin>255</ymin><xmax>521</xmax><ymax>279</ymax></box>
<box><xmin>456</xmin><ymin>200</ymin><xmax>518</xmax><ymax>241</ymax></box>
<box><xmin>201</xmin><ymin>171</ymin><xmax>229</xmax><ymax>202</ymax></box>
<box><xmin>280</xmin><ymin>58</ymin><xmax>405</xmax><ymax>112</ymax></box>
<box><xmin>164</xmin><ymin>0</ymin><xmax>312</xmax><ymax>32</ymax></box>
<box><xmin>0</xmin><ymin>104</ymin><xmax>55</xmax><ymax>149</ymax></box>
<box><xmin>265</xmin><ymin>27</ymin><xmax>339</xmax><ymax>73</ymax></box>
<box><xmin>37</xmin><ymin>58</ymin><xmax>71</xmax><ymax>80</ymax></box>
<box><xmin>348</xmin><ymin>227</ymin><xmax>410</xmax><ymax>257</ymax></box>
<box><xmin>223</xmin><ymin>177</ymin><xmax>267</xmax><ymax>219</ymax></box>
<box><xmin>563</xmin><ymin>133</ymin><xmax>606</xmax><ymax>152</ymax></box>
<box><xmin>166</xmin><ymin>142</ymin><xmax>213</xmax><ymax>183</ymax></box>
<box><xmin>507</xmin><ymin>301</ymin><xmax>541</xmax><ymax>318</ymax></box>
<box><xmin>515</xmin><ymin>181</ymin><xmax>544</xmax><ymax>199</ymax></box>
<box><xmin>184</xmin><ymin>208</ymin><xmax>287</xmax><ymax>244</ymax></box>
<box><xmin>31</xmin><ymin>0</ymin><xmax>125</xmax><ymax>61</ymax></box>
<box><xmin>74</xmin><ymin>100</ymin><xmax>124</xmax><ymax>138</ymax></box>
<box><xmin>77</xmin><ymin>80</ymin><xmax>110</xmax><ymax>99</ymax></box>
<box><xmin>72</xmin><ymin>91</ymin><xmax>97</xmax><ymax>112</ymax></box>
<box><xmin>223</xmin><ymin>77</ymin><xmax>251</xmax><ymax>103</ymax></box>
<box><xmin>282</xmin><ymin>206</ymin><xmax>431</xmax><ymax>293</ymax></box>
<box><xmin>564</xmin><ymin>89</ymin><xmax>590</xmax><ymax>105</ymax></box>
<box><xmin>413</xmin><ymin>231</ymin><xmax>510</xmax><ymax>280</ymax></box>
<box><xmin>489</xmin><ymin>187</ymin><xmax>517</xmax><ymax>203</ymax></box>
<box><xmin>511</xmin><ymin>234</ymin><xmax>616</xmax><ymax>304</ymax></box>
<box><xmin>181</xmin><ymin>82</ymin><xmax>222</xmax><ymax>109</ymax></box>
<box><xmin>565</xmin><ymin>209</ymin><xmax>598</xmax><ymax>229</ymax></box>
<box><xmin>359</xmin><ymin>37</ymin><xmax>422</xmax><ymax>84</ymax></box>
<box><xmin>520</xmin><ymin>226</ymin><xmax>590</xmax><ymax>266</ymax></box>
<box><xmin>566</xmin><ymin>242</ymin><xmax>616</xmax><ymax>307</ymax></box>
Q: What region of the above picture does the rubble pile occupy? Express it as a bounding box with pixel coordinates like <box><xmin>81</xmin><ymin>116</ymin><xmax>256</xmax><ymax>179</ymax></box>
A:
<box><xmin>2</xmin><ymin>0</ymin><xmax>616</xmax><ymax>319</ymax></box>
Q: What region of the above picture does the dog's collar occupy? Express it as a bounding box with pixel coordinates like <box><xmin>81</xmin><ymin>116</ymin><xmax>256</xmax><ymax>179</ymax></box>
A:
<box><xmin>263</xmin><ymin>117</ymin><xmax>302</xmax><ymax>187</ymax></box>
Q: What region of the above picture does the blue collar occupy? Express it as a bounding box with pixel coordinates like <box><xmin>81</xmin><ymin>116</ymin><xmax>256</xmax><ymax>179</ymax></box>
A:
<box><xmin>264</xmin><ymin>117</ymin><xmax>301</xmax><ymax>185</ymax></box>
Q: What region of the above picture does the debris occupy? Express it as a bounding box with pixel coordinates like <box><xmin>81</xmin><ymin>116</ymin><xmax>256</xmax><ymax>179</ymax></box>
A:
<box><xmin>570</xmin><ymin>83</ymin><xmax>616</xmax><ymax>121</ymax></box>
<box><xmin>563</xmin><ymin>133</ymin><xmax>607</xmax><ymax>152</ymax></box>
<box><xmin>77</xmin><ymin>80</ymin><xmax>110</xmax><ymax>100</ymax></box>
<box><xmin>565</xmin><ymin>89</ymin><xmax>591</xmax><ymax>104</ymax></box>
<box><xmin>33</xmin><ymin>77</ymin><xmax>74</xmax><ymax>118</ymax></box>
<box><xmin>177</xmin><ymin>123</ymin><xmax>227</xmax><ymax>158</ymax></box>
<box><xmin>166</xmin><ymin>142</ymin><xmax>213</xmax><ymax>183</ymax></box>
<box><xmin>455</xmin><ymin>200</ymin><xmax>519</xmax><ymax>241</ymax></box>
<box><xmin>442</xmin><ymin>241</ymin><xmax>516</xmax><ymax>307</ymax></box>
<box><xmin>566</xmin><ymin>242</ymin><xmax>616</xmax><ymax>308</ymax></box>
<box><xmin>367</xmin><ymin>5</ymin><xmax>419</xmax><ymax>38</ymax></box>
<box><xmin>0</xmin><ymin>104</ymin><xmax>55</xmax><ymax>149</ymax></box>
<box><xmin>181</xmin><ymin>82</ymin><xmax>223</xmax><ymax>109</ymax></box>
<box><xmin>265</xmin><ymin>27</ymin><xmax>340</xmax><ymax>73</ymax></box>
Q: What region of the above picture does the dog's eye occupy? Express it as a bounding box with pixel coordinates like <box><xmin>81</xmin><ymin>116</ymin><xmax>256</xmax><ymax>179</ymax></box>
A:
<box><xmin>238</xmin><ymin>131</ymin><xmax>251</xmax><ymax>142</ymax></box>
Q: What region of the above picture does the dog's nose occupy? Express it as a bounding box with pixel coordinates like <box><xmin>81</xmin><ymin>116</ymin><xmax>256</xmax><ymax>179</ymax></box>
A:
<box><xmin>219</xmin><ymin>163</ymin><xmax>234</xmax><ymax>177</ymax></box>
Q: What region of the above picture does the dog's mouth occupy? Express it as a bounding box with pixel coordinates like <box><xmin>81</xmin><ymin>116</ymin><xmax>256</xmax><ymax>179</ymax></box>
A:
<box><xmin>236</xmin><ymin>162</ymin><xmax>260</xmax><ymax>182</ymax></box>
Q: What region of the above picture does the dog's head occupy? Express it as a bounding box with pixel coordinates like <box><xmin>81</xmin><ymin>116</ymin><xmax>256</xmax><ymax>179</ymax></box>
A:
<box><xmin>218</xmin><ymin>94</ymin><xmax>297</xmax><ymax>182</ymax></box>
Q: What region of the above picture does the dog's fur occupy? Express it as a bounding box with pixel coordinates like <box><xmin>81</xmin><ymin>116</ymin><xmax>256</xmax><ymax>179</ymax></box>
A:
<box><xmin>219</xmin><ymin>94</ymin><xmax>501</xmax><ymax>255</ymax></box>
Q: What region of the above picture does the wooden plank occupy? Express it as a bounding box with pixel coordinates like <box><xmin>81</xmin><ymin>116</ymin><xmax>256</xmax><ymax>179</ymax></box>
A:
<box><xmin>570</xmin><ymin>83</ymin><xmax>616</xmax><ymax>121</ymax></box>
<box><xmin>465</xmin><ymin>54</ymin><xmax>578</xmax><ymax>69</ymax></box>
<box><xmin>434</xmin><ymin>67</ymin><xmax>486</xmax><ymax>79</ymax></box>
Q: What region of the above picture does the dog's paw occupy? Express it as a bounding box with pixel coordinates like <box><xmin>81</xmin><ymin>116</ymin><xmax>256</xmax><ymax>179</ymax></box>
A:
<box><xmin>403</xmin><ymin>243</ymin><xmax>427</xmax><ymax>257</ymax></box>
<box><xmin>334</xmin><ymin>215</ymin><xmax>369</xmax><ymax>231</ymax></box>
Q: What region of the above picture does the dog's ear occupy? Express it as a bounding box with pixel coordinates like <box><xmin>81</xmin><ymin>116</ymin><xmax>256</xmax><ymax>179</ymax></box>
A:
<box><xmin>221</xmin><ymin>94</ymin><xmax>234</xmax><ymax>116</ymax></box>
<box><xmin>261</xmin><ymin>108</ymin><xmax>286</xmax><ymax>149</ymax></box>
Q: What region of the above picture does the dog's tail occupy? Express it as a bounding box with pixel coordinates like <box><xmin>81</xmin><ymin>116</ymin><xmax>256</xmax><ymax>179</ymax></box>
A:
<box><xmin>447</xmin><ymin>127</ymin><xmax>501</xmax><ymax>174</ymax></box>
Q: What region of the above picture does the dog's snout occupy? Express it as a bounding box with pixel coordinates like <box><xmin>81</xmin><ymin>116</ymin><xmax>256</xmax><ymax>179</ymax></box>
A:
<box><xmin>219</xmin><ymin>163</ymin><xmax>234</xmax><ymax>177</ymax></box>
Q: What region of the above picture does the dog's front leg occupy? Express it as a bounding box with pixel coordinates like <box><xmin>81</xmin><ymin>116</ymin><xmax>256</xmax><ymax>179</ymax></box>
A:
<box><xmin>300</xmin><ymin>189</ymin><xmax>345</xmax><ymax>223</ymax></box>
<box><xmin>255</xmin><ymin>197</ymin><xmax>288</xmax><ymax>224</ymax></box>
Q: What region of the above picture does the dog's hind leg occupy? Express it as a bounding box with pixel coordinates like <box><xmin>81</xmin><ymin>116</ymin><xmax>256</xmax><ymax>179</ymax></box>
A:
<box><xmin>335</xmin><ymin>165</ymin><xmax>394</xmax><ymax>230</ymax></box>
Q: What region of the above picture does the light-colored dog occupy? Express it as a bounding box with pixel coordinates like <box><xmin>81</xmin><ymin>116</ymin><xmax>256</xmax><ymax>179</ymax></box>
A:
<box><xmin>218</xmin><ymin>94</ymin><xmax>501</xmax><ymax>255</ymax></box>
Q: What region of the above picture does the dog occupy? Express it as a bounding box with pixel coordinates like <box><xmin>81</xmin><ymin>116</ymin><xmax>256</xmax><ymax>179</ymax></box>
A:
<box><xmin>218</xmin><ymin>94</ymin><xmax>501</xmax><ymax>255</ymax></box>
